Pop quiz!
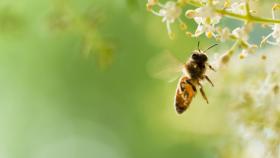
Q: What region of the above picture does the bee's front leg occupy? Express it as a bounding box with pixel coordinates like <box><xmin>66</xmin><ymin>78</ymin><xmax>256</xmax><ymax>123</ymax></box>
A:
<box><xmin>198</xmin><ymin>82</ymin><xmax>209</xmax><ymax>104</ymax></box>
<box><xmin>206</xmin><ymin>63</ymin><xmax>216</xmax><ymax>72</ymax></box>
<box><xmin>204</xmin><ymin>75</ymin><xmax>214</xmax><ymax>87</ymax></box>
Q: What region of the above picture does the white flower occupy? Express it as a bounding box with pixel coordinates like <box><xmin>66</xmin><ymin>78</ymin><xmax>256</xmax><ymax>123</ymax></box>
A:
<box><xmin>212</xmin><ymin>0</ymin><xmax>230</xmax><ymax>9</ymax></box>
<box><xmin>159</xmin><ymin>1</ymin><xmax>181</xmax><ymax>23</ymax></box>
<box><xmin>265</xmin><ymin>24</ymin><xmax>280</xmax><ymax>46</ymax></box>
<box><xmin>150</xmin><ymin>1</ymin><xmax>182</xmax><ymax>38</ymax></box>
<box><xmin>232</xmin><ymin>27</ymin><xmax>248</xmax><ymax>41</ymax></box>
<box><xmin>192</xmin><ymin>5</ymin><xmax>221</xmax><ymax>25</ymax></box>
<box><xmin>227</xmin><ymin>2</ymin><xmax>246</xmax><ymax>15</ymax></box>
<box><xmin>194</xmin><ymin>23</ymin><xmax>216</xmax><ymax>38</ymax></box>
<box><xmin>239</xmin><ymin>44</ymin><xmax>257</xmax><ymax>59</ymax></box>
<box><xmin>185</xmin><ymin>5</ymin><xmax>221</xmax><ymax>38</ymax></box>
<box><xmin>232</xmin><ymin>26</ymin><xmax>256</xmax><ymax>59</ymax></box>
<box><xmin>260</xmin><ymin>7</ymin><xmax>280</xmax><ymax>46</ymax></box>
<box><xmin>239</xmin><ymin>49</ymin><xmax>249</xmax><ymax>59</ymax></box>
<box><xmin>216</xmin><ymin>27</ymin><xmax>231</xmax><ymax>41</ymax></box>
<box><xmin>271</xmin><ymin>24</ymin><xmax>280</xmax><ymax>41</ymax></box>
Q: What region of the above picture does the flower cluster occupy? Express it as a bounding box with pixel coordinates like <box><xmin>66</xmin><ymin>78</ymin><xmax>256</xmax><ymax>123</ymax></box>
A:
<box><xmin>261</xmin><ymin>4</ymin><xmax>280</xmax><ymax>46</ymax></box>
<box><xmin>231</xmin><ymin>80</ymin><xmax>280</xmax><ymax>157</ymax></box>
<box><xmin>147</xmin><ymin>0</ymin><xmax>280</xmax><ymax>65</ymax></box>
<box><xmin>205</xmin><ymin>47</ymin><xmax>280</xmax><ymax>158</ymax></box>
<box><xmin>225</xmin><ymin>49</ymin><xmax>280</xmax><ymax>158</ymax></box>
<box><xmin>147</xmin><ymin>1</ymin><xmax>280</xmax><ymax>157</ymax></box>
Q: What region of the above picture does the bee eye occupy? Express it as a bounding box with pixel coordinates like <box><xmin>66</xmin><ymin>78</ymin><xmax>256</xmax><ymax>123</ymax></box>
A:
<box><xmin>192</xmin><ymin>53</ymin><xmax>199</xmax><ymax>59</ymax></box>
<box><xmin>202</xmin><ymin>54</ymin><xmax>208</xmax><ymax>61</ymax></box>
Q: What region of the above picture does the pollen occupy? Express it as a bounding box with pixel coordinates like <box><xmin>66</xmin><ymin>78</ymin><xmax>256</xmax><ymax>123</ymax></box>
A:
<box><xmin>206</xmin><ymin>31</ymin><xmax>212</xmax><ymax>38</ymax></box>
<box><xmin>180</xmin><ymin>23</ymin><xmax>187</xmax><ymax>30</ymax></box>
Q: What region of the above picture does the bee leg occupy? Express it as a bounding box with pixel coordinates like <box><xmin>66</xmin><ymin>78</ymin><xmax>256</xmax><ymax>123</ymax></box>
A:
<box><xmin>198</xmin><ymin>83</ymin><xmax>209</xmax><ymax>104</ymax></box>
<box><xmin>200</xmin><ymin>87</ymin><xmax>209</xmax><ymax>104</ymax></box>
<box><xmin>204</xmin><ymin>75</ymin><xmax>214</xmax><ymax>87</ymax></box>
<box><xmin>186</xmin><ymin>79</ymin><xmax>197</xmax><ymax>92</ymax></box>
<box><xmin>207</xmin><ymin>63</ymin><xmax>216</xmax><ymax>72</ymax></box>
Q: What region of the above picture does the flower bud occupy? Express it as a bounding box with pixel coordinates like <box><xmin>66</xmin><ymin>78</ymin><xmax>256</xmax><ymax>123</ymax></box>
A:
<box><xmin>220</xmin><ymin>50</ymin><xmax>234</xmax><ymax>65</ymax></box>
<box><xmin>272</xmin><ymin>3</ymin><xmax>280</xmax><ymax>10</ymax></box>
<box><xmin>273</xmin><ymin>84</ymin><xmax>279</xmax><ymax>94</ymax></box>
<box><xmin>180</xmin><ymin>23</ymin><xmax>187</xmax><ymax>30</ymax></box>
<box><xmin>185</xmin><ymin>32</ymin><xmax>192</xmax><ymax>37</ymax></box>
<box><xmin>185</xmin><ymin>10</ymin><xmax>197</xmax><ymax>18</ymax></box>
<box><xmin>261</xmin><ymin>55</ymin><xmax>267</xmax><ymax>60</ymax></box>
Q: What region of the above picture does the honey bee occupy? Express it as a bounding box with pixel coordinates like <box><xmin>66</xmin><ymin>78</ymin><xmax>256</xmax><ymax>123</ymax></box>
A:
<box><xmin>175</xmin><ymin>42</ymin><xmax>218</xmax><ymax>114</ymax></box>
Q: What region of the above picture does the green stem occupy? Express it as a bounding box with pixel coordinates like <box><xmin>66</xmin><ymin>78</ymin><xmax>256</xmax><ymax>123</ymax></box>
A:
<box><xmin>187</xmin><ymin>0</ymin><xmax>280</xmax><ymax>24</ymax></box>
<box><xmin>227</xmin><ymin>40</ymin><xmax>239</xmax><ymax>56</ymax></box>
<box><xmin>245</xmin><ymin>0</ymin><xmax>251</xmax><ymax>17</ymax></box>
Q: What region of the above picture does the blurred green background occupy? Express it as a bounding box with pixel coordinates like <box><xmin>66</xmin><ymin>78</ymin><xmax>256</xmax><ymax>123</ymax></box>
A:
<box><xmin>0</xmin><ymin>0</ymin><xmax>233</xmax><ymax>158</ymax></box>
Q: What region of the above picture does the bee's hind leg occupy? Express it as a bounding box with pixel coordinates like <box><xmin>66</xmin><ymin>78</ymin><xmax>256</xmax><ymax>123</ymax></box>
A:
<box><xmin>200</xmin><ymin>87</ymin><xmax>209</xmax><ymax>104</ymax></box>
<box><xmin>204</xmin><ymin>75</ymin><xmax>214</xmax><ymax>87</ymax></box>
<box><xmin>198</xmin><ymin>82</ymin><xmax>209</xmax><ymax>104</ymax></box>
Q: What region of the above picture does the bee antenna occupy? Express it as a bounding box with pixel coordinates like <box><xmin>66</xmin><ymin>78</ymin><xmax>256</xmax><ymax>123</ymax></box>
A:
<box><xmin>197</xmin><ymin>41</ymin><xmax>201</xmax><ymax>52</ymax></box>
<box><xmin>204</xmin><ymin>43</ymin><xmax>218</xmax><ymax>52</ymax></box>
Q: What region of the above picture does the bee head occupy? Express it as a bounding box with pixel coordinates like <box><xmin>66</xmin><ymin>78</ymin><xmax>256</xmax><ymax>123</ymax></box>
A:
<box><xmin>192</xmin><ymin>42</ymin><xmax>217</xmax><ymax>64</ymax></box>
<box><xmin>191</xmin><ymin>52</ymin><xmax>208</xmax><ymax>63</ymax></box>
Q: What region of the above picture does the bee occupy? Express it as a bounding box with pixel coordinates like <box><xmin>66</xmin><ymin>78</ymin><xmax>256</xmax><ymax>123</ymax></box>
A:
<box><xmin>175</xmin><ymin>42</ymin><xmax>218</xmax><ymax>114</ymax></box>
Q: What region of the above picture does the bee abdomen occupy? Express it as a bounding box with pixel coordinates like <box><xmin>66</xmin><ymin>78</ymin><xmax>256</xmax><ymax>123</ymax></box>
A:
<box><xmin>176</xmin><ymin>104</ymin><xmax>187</xmax><ymax>114</ymax></box>
<box><xmin>174</xmin><ymin>76</ymin><xmax>196</xmax><ymax>114</ymax></box>
<box><xmin>175</xmin><ymin>92</ymin><xmax>190</xmax><ymax>114</ymax></box>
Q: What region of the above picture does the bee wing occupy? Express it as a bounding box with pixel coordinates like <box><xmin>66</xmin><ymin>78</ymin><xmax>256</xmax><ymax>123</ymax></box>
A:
<box><xmin>147</xmin><ymin>51</ymin><xmax>184</xmax><ymax>83</ymax></box>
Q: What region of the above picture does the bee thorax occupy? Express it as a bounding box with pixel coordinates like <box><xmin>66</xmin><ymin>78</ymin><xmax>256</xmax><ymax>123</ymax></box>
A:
<box><xmin>185</xmin><ymin>61</ymin><xmax>206</xmax><ymax>80</ymax></box>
